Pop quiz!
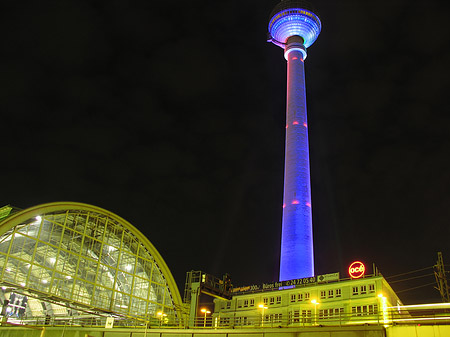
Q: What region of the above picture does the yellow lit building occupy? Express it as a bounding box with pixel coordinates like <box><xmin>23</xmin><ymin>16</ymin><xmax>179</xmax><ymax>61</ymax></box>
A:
<box><xmin>212</xmin><ymin>273</ymin><xmax>403</xmax><ymax>327</ymax></box>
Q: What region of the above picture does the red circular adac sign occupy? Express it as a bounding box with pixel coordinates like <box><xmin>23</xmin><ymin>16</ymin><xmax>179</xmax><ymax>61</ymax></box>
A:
<box><xmin>349</xmin><ymin>261</ymin><xmax>365</xmax><ymax>279</ymax></box>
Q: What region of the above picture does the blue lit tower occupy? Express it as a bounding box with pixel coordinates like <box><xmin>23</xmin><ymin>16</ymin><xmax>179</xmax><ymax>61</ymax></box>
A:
<box><xmin>268</xmin><ymin>0</ymin><xmax>321</xmax><ymax>281</ymax></box>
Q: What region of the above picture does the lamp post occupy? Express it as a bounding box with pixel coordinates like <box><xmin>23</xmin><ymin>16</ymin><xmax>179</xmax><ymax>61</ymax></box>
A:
<box><xmin>156</xmin><ymin>311</ymin><xmax>167</xmax><ymax>326</ymax></box>
<box><xmin>258</xmin><ymin>304</ymin><xmax>268</xmax><ymax>327</ymax></box>
<box><xmin>200</xmin><ymin>308</ymin><xmax>211</xmax><ymax>327</ymax></box>
<box><xmin>311</xmin><ymin>299</ymin><xmax>319</xmax><ymax>326</ymax></box>
<box><xmin>378</xmin><ymin>294</ymin><xmax>389</xmax><ymax>327</ymax></box>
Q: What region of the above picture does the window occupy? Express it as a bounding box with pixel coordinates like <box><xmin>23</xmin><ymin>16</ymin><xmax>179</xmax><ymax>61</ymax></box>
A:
<box><xmin>243</xmin><ymin>299</ymin><xmax>248</xmax><ymax>307</ymax></box>
<box><xmin>352</xmin><ymin>304</ymin><xmax>378</xmax><ymax>316</ymax></box>
<box><xmin>328</xmin><ymin>290</ymin><xmax>334</xmax><ymax>298</ymax></box>
<box><xmin>235</xmin><ymin>316</ymin><xmax>249</xmax><ymax>326</ymax></box>
<box><xmin>334</xmin><ymin>308</ymin><xmax>344</xmax><ymax>318</ymax></box>
<box><xmin>269</xmin><ymin>297</ymin><xmax>275</xmax><ymax>305</ymax></box>
<box><xmin>304</xmin><ymin>292</ymin><xmax>310</xmax><ymax>301</ymax></box>
<box><xmin>237</xmin><ymin>300</ymin><xmax>243</xmax><ymax>308</ymax></box>
<box><xmin>320</xmin><ymin>290</ymin><xmax>326</xmax><ymax>299</ymax></box>
<box><xmin>369</xmin><ymin>284</ymin><xmax>375</xmax><ymax>293</ymax></box>
<box><xmin>319</xmin><ymin>308</ymin><xmax>343</xmax><ymax>320</ymax></box>
<box><xmin>335</xmin><ymin>289</ymin><xmax>342</xmax><ymax>297</ymax></box>
<box><xmin>319</xmin><ymin>309</ymin><xmax>325</xmax><ymax>319</ymax></box>
<box><xmin>250</xmin><ymin>299</ymin><xmax>255</xmax><ymax>307</ymax></box>
<box><xmin>263</xmin><ymin>297</ymin><xmax>268</xmax><ymax>305</ymax></box>
<box><xmin>298</xmin><ymin>293</ymin><xmax>303</xmax><ymax>301</ymax></box>
<box><xmin>352</xmin><ymin>287</ymin><xmax>359</xmax><ymax>295</ymax></box>
<box><xmin>368</xmin><ymin>304</ymin><xmax>378</xmax><ymax>315</ymax></box>
<box><xmin>290</xmin><ymin>294</ymin><xmax>296</xmax><ymax>303</ymax></box>
<box><xmin>301</xmin><ymin>309</ymin><xmax>312</xmax><ymax>323</ymax></box>
<box><xmin>289</xmin><ymin>310</ymin><xmax>300</xmax><ymax>323</ymax></box>
<box><xmin>276</xmin><ymin>296</ymin><xmax>282</xmax><ymax>304</ymax></box>
<box><xmin>360</xmin><ymin>285</ymin><xmax>367</xmax><ymax>294</ymax></box>
<box><xmin>274</xmin><ymin>313</ymin><xmax>282</xmax><ymax>323</ymax></box>
<box><xmin>267</xmin><ymin>313</ymin><xmax>283</xmax><ymax>323</ymax></box>
<box><xmin>220</xmin><ymin>317</ymin><xmax>230</xmax><ymax>326</ymax></box>
<box><xmin>226</xmin><ymin>301</ymin><xmax>231</xmax><ymax>309</ymax></box>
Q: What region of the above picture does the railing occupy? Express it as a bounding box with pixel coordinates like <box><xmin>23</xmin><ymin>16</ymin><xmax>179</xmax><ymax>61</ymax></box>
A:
<box><xmin>206</xmin><ymin>313</ymin><xmax>382</xmax><ymax>329</ymax></box>
<box><xmin>3</xmin><ymin>306</ymin><xmax>450</xmax><ymax>329</ymax></box>
<box><xmin>2</xmin><ymin>315</ymin><xmax>183</xmax><ymax>328</ymax></box>
<box><xmin>195</xmin><ymin>309</ymin><xmax>450</xmax><ymax>329</ymax></box>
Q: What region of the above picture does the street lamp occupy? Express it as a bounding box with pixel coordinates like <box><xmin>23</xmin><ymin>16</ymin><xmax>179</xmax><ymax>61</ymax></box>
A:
<box><xmin>378</xmin><ymin>293</ymin><xmax>389</xmax><ymax>327</ymax></box>
<box><xmin>311</xmin><ymin>299</ymin><xmax>320</xmax><ymax>326</ymax></box>
<box><xmin>156</xmin><ymin>311</ymin><xmax>167</xmax><ymax>326</ymax></box>
<box><xmin>258</xmin><ymin>304</ymin><xmax>268</xmax><ymax>327</ymax></box>
<box><xmin>200</xmin><ymin>308</ymin><xmax>211</xmax><ymax>327</ymax></box>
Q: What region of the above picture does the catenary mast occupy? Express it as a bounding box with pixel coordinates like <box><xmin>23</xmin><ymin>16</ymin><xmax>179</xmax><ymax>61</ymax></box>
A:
<box><xmin>268</xmin><ymin>0</ymin><xmax>321</xmax><ymax>281</ymax></box>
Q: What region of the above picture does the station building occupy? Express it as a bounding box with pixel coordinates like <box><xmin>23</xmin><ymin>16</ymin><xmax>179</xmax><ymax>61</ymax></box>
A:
<box><xmin>0</xmin><ymin>202</ymin><xmax>183</xmax><ymax>327</ymax></box>
<box><xmin>212</xmin><ymin>271</ymin><xmax>404</xmax><ymax>328</ymax></box>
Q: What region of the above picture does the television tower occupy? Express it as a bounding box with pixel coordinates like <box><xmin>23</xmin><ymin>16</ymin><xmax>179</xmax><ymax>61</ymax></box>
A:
<box><xmin>268</xmin><ymin>0</ymin><xmax>321</xmax><ymax>281</ymax></box>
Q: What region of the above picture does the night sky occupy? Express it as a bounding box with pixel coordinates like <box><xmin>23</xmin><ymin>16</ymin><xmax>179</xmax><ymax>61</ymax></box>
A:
<box><xmin>2</xmin><ymin>0</ymin><xmax>450</xmax><ymax>305</ymax></box>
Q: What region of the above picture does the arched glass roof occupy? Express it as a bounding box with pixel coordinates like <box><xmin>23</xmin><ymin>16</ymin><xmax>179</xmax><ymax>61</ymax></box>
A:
<box><xmin>0</xmin><ymin>202</ymin><xmax>183</xmax><ymax>327</ymax></box>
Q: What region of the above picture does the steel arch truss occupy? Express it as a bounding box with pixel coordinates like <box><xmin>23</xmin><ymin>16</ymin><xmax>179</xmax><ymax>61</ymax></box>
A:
<box><xmin>0</xmin><ymin>202</ymin><xmax>183</xmax><ymax>327</ymax></box>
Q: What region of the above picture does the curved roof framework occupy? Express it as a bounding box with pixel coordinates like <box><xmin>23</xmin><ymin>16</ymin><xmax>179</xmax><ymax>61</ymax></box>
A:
<box><xmin>0</xmin><ymin>202</ymin><xmax>183</xmax><ymax>327</ymax></box>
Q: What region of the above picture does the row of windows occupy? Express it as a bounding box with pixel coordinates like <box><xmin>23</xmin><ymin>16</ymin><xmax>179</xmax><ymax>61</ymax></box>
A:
<box><xmin>290</xmin><ymin>292</ymin><xmax>311</xmax><ymax>303</ymax></box>
<box><xmin>352</xmin><ymin>284</ymin><xmax>375</xmax><ymax>296</ymax></box>
<box><xmin>263</xmin><ymin>296</ymin><xmax>282</xmax><ymax>305</ymax></box>
<box><xmin>265</xmin><ymin>313</ymin><xmax>283</xmax><ymax>323</ymax></box>
<box><xmin>237</xmin><ymin>298</ymin><xmax>255</xmax><ymax>308</ymax></box>
<box><xmin>319</xmin><ymin>308</ymin><xmax>344</xmax><ymax>319</ymax></box>
<box><xmin>227</xmin><ymin>283</ymin><xmax>377</xmax><ymax>310</ymax></box>
<box><xmin>219</xmin><ymin>305</ymin><xmax>380</xmax><ymax>327</ymax></box>
<box><xmin>228</xmin><ymin>304</ymin><xmax>378</xmax><ymax>318</ymax></box>
<box><xmin>351</xmin><ymin>304</ymin><xmax>378</xmax><ymax>316</ymax></box>
<box><xmin>289</xmin><ymin>309</ymin><xmax>312</xmax><ymax>323</ymax></box>
<box><xmin>229</xmin><ymin>313</ymin><xmax>284</xmax><ymax>326</ymax></box>
<box><xmin>236</xmin><ymin>296</ymin><xmax>285</xmax><ymax>309</ymax></box>
<box><xmin>319</xmin><ymin>288</ymin><xmax>342</xmax><ymax>299</ymax></box>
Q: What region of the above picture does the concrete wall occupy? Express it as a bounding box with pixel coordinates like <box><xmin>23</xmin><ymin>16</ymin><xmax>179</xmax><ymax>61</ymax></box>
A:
<box><xmin>0</xmin><ymin>326</ymin><xmax>386</xmax><ymax>337</ymax></box>
<box><xmin>387</xmin><ymin>325</ymin><xmax>450</xmax><ymax>337</ymax></box>
<box><xmin>4</xmin><ymin>322</ymin><xmax>450</xmax><ymax>337</ymax></box>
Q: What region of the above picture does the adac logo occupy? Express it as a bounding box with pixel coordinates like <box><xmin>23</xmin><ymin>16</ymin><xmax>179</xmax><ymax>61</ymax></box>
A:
<box><xmin>348</xmin><ymin>261</ymin><xmax>365</xmax><ymax>279</ymax></box>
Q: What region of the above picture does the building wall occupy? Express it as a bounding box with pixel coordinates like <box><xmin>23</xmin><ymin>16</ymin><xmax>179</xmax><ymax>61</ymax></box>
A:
<box><xmin>213</xmin><ymin>276</ymin><xmax>402</xmax><ymax>327</ymax></box>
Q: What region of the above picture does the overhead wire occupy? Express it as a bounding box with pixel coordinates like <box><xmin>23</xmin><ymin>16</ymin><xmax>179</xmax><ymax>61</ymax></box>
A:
<box><xmin>388</xmin><ymin>273</ymin><xmax>435</xmax><ymax>284</ymax></box>
<box><xmin>385</xmin><ymin>266</ymin><xmax>434</xmax><ymax>280</ymax></box>
<box><xmin>395</xmin><ymin>282</ymin><xmax>436</xmax><ymax>294</ymax></box>
<box><xmin>385</xmin><ymin>266</ymin><xmax>438</xmax><ymax>297</ymax></box>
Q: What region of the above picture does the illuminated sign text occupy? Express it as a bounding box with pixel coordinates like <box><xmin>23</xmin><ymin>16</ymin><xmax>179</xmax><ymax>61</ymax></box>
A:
<box><xmin>349</xmin><ymin>261</ymin><xmax>365</xmax><ymax>279</ymax></box>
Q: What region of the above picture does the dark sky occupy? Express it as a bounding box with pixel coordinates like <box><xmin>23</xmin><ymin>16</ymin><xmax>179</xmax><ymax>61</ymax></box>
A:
<box><xmin>2</xmin><ymin>0</ymin><xmax>450</xmax><ymax>305</ymax></box>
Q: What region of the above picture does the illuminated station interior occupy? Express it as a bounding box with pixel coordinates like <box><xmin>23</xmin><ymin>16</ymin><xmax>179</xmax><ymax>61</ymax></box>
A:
<box><xmin>0</xmin><ymin>203</ymin><xmax>182</xmax><ymax>327</ymax></box>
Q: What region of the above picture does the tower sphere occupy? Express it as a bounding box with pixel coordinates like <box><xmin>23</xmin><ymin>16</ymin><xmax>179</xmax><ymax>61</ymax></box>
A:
<box><xmin>268</xmin><ymin>0</ymin><xmax>321</xmax><ymax>48</ymax></box>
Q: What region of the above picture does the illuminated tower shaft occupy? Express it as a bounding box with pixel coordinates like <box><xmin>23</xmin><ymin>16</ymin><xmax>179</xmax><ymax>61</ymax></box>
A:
<box><xmin>268</xmin><ymin>0</ymin><xmax>321</xmax><ymax>281</ymax></box>
<box><xmin>281</xmin><ymin>36</ymin><xmax>313</xmax><ymax>281</ymax></box>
